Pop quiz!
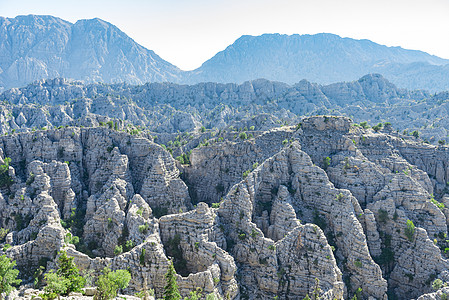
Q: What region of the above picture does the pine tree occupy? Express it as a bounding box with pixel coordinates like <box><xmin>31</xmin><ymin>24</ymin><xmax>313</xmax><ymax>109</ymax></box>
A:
<box><xmin>0</xmin><ymin>255</ymin><xmax>21</xmax><ymax>300</ymax></box>
<box><xmin>56</xmin><ymin>251</ymin><xmax>85</xmax><ymax>294</ymax></box>
<box><xmin>163</xmin><ymin>260</ymin><xmax>180</xmax><ymax>300</ymax></box>
<box><xmin>42</xmin><ymin>251</ymin><xmax>86</xmax><ymax>299</ymax></box>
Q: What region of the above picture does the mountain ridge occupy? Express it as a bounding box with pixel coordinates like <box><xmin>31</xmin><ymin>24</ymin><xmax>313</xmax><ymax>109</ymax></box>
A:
<box><xmin>1</xmin><ymin>14</ymin><xmax>449</xmax><ymax>92</ymax></box>
<box><xmin>1</xmin><ymin>73</ymin><xmax>448</xmax><ymax>146</ymax></box>
<box><xmin>0</xmin><ymin>14</ymin><xmax>182</xmax><ymax>90</ymax></box>
<box><xmin>186</xmin><ymin>33</ymin><xmax>449</xmax><ymax>89</ymax></box>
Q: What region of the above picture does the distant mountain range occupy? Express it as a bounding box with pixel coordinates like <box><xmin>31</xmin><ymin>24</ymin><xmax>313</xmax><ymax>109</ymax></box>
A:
<box><xmin>187</xmin><ymin>33</ymin><xmax>449</xmax><ymax>91</ymax></box>
<box><xmin>0</xmin><ymin>15</ymin><xmax>448</xmax><ymax>92</ymax></box>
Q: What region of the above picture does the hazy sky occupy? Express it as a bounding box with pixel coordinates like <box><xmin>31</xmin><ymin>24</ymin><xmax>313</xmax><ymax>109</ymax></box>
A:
<box><xmin>1</xmin><ymin>0</ymin><xmax>448</xmax><ymax>70</ymax></box>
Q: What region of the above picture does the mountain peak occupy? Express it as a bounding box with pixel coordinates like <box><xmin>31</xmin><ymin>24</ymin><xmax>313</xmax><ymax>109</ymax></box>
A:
<box><xmin>3</xmin><ymin>14</ymin><xmax>72</xmax><ymax>25</ymax></box>
<box><xmin>74</xmin><ymin>17</ymin><xmax>114</xmax><ymax>28</ymax></box>
<box><xmin>0</xmin><ymin>14</ymin><xmax>181</xmax><ymax>90</ymax></box>
<box><xmin>186</xmin><ymin>33</ymin><xmax>449</xmax><ymax>90</ymax></box>
<box><xmin>1</xmin><ymin>15</ymin><xmax>449</xmax><ymax>91</ymax></box>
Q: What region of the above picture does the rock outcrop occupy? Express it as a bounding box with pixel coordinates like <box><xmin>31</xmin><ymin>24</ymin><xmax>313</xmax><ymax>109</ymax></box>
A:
<box><xmin>2</xmin><ymin>75</ymin><xmax>449</xmax><ymax>145</ymax></box>
<box><xmin>0</xmin><ymin>116</ymin><xmax>448</xmax><ymax>299</ymax></box>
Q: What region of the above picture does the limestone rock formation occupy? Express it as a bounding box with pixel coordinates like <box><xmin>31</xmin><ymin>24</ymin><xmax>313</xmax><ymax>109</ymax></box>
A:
<box><xmin>2</xmin><ymin>75</ymin><xmax>449</xmax><ymax>146</ymax></box>
<box><xmin>0</xmin><ymin>116</ymin><xmax>448</xmax><ymax>299</ymax></box>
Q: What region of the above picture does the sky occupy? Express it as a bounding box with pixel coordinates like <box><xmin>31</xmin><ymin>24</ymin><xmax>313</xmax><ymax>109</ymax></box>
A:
<box><xmin>1</xmin><ymin>0</ymin><xmax>448</xmax><ymax>70</ymax></box>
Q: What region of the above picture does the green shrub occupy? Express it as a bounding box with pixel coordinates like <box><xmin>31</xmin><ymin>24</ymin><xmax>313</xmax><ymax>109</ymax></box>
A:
<box><xmin>42</xmin><ymin>271</ymin><xmax>69</xmax><ymax>300</ymax></box>
<box><xmin>42</xmin><ymin>251</ymin><xmax>85</xmax><ymax>299</ymax></box>
<box><xmin>250</xmin><ymin>228</ymin><xmax>259</xmax><ymax>238</ymax></box>
<box><xmin>0</xmin><ymin>228</ymin><xmax>9</xmax><ymax>242</ymax></box>
<box><xmin>0</xmin><ymin>157</ymin><xmax>13</xmax><ymax>188</ymax></box>
<box><xmin>107</xmin><ymin>218</ymin><xmax>113</xmax><ymax>229</ymax></box>
<box><xmin>405</xmin><ymin>219</ymin><xmax>415</xmax><ymax>242</ymax></box>
<box><xmin>378</xmin><ymin>209</ymin><xmax>389</xmax><ymax>223</ymax></box>
<box><xmin>94</xmin><ymin>268</ymin><xmax>131</xmax><ymax>300</ymax></box>
<box><xmin>372</xmin><ymin>123</ymin><xmax>383</xmax><ymax>132</ymax></box>
<box><xmin>114</xmin><ymin>245</ymin><xmax>123</xmax><ymax>256</ymax></box>
<box><xmin>175</xmin><ymin>156</ymin><xmax>185</xmax><ymax>164</ymax></box>
<box><xmin>432</xmin><ymin>278</ymin><xmax>443</xmax><ymax>291</ymax></box>
<box><xmin>239</xmin><ymin>132</ymin><xmax>247</xmax><ymax>140</ymax></box>
<box><xmin>336</xmin><ymin>193</ymin><xmax>344</xmax><ymax>201</ymax></box>
<box><xmin>323</xmin><ymin>156</ymin><xmax>331</xmax><ymax>170</ymax></box>
<box><xmin>138</xmin><ymin>223</ymin><xmax>150</xmax><ymax>234</ymax></box>
<box><xmin>26</xmin><ymin>172</ymin><xmax>35</xmax><ymax>185</ymax></box>
<box><xmin>124</xmin><ymin>240</ymin><xmax>134</xmax><ymax>251</ymax></box>
<box><xmin>360</xmin><ymin>121</ymin><xmax>370</xmax><ymax>129</ymax></box>
<box><xmin>64</xmin><ymin>233</ymin><xmax>79</xmax><ymax>246</ymax></box>
<box><xmin>0</xmin><ymin>255</ymin><xmax>21</xmax><ymax>297</ymax></box>
<box><xmin>56</xmin><ymin>251</ymin><xmax>85</xmax><ymax>293</ymax></box>
<box><xmin>431</xmin><ymin>197</ymin><xmax>445</xmax><ymax>210</ymax></box>
<box><xmin>140</xmin><ymin>248</ymin><xmax>146</xmax><ymax>265</ymax></box>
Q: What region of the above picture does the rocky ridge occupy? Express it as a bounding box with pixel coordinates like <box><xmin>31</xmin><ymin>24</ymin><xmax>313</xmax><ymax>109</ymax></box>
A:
<box><xmin>1</xmin><ymin>75</ymin><xmax>449</xmax><ymax>146</ymax></box>
<box><xmin>185</xmin><ymin>33</ymin><xmax>449</xmax><ymax>91</ymax></box>
<box><xmin>0</xmin><ymin>15</ymin><xmax>181</xmax><ymax>91</ymax></box>
<box><xmin>1</xmin><ymin>15</ymin><xmax>449</xmax><ymax>92</ymax></box>
<box><xmin>0</xmin><ymin>116</ymin><xmax>448</xmax><ymax>299</ymax></box>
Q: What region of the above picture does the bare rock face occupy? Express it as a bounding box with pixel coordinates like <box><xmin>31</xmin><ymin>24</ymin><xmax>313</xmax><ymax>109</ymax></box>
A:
<box><xmin>217</xmin><ymin>142</ymin><xmax>384</xmax><ymax>299</ymax></box>
<box><xmin>185</xmin><ymin>128</ymin><xmax>292</xmax><ymax>204</ymax></box>
<box><xmin>301</xmin><ymin>115</ymin><xmax>351</xmax><ymax>132</ymax></box>
<box><xmin>1</xmin><ymin>116</ymin><xmax>449</xmax><ymax>300</ymax></box>
<box><xmin>266</xmin><ymin>186</ymin><xmax>301</xmax><ymax>241</ymax></box>
<box><xmin>159</xmin><ymin>203</ymin><xmax>238</xmax><ymax>298</ymax></box>
<box><xmin>0</xmin><ymin>15</ymin><xmax>182</xmax><ymax>90</ymax></box>
<box><xmin>418</xmin><ymin>287</ymin><xmax>449</xmax><ymax>300</ymax></box>
<box><xmin>0</xmin><ymin>127</ymin><xmax>197</xmax><ymax>296</ymax></box>
<box><xmin>2</xmin><ymin>74</ymin><xmax>449</xmax><ymax>146</ymax></box>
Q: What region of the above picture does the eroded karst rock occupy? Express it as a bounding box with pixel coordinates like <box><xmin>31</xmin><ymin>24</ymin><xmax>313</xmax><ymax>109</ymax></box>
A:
<box><xmin>0</xmin><ymin>117</ymin><xmax>448</xmax><ymax>299</ymax></box>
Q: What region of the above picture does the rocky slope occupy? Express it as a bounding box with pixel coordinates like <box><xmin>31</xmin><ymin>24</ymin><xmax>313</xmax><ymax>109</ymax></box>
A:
<box><xmin>0</xmin><ymin>116</ymin><xmax>449</xmax><ymax>299</ymax></box>
<box><xmin>1</xmin><ymin>75</ymin><xmax>449</xmax><ymax>145</ymax></box>
<box><xmin>1</xmin><ymin>15</ymin><xmax>449</xmax><ymax>92</ymax></box>
<box><xmin>186</xmin><ymin>33</ymin><xmax>449</xmax><ymax>91</ymax></box>
<box><xmin>0</xmin><ymin>15</ymin><xmax>181</xmax><ymax>91</ymax></box>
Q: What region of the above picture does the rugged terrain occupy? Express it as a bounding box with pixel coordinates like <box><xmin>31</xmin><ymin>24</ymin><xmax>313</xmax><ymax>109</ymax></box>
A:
<box><xmin>0</xmin><ymin>15</ymin><xmax>181</xmax><ymax>91</ymax></box>
<box><xmin>185</xmin><ymin>33</ymin><xmax>449</xmax><ymax>91</ymax></box>
<box><xmin>1</xmin><ymin>75</ymin><xmax>449</xmax><ymax>145</ymax></box>
<box><xmin>1</xmin><ymin>15</ymin><xmax>449</xmax><ymax>92</ymax></box>
<box><xmin>0</xmin><ymin>116</ymin><xmax>448</xmax><ymax>299</ymax></box>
